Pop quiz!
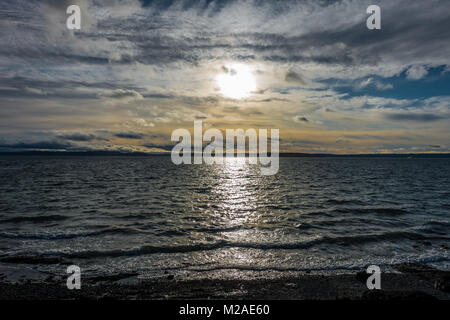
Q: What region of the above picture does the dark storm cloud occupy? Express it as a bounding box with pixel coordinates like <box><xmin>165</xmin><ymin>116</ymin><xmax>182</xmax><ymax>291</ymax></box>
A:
<box><xmin>384</xmin><ymin>113</ymin><xmax>447</xmax><ymax>122</ymax></box>
<box><xmin>102</xmin><ymin>89</ymin><xmax>144</xmax><ymax>101</ymax></box>
<box><xmin>294</xmin><ymin>115</ymin><xmax>309</xmax><ymax>123</ymax></box>
<box><xmin>105</xmin><ymin>1</ymin><xmax>450</xmax><ymax>68</ymax></box>
<box><xmin>107</xmin><ymin>89</ymin><xmax>142</xmax><ymax>99</ymax></box>
<box><xmin>141</xmin><ymin>91</ymin><xmax>224</xmax><ymax>103</ymax></box>
<box><xmin>142</xmin><ymin>93</ymin><xmax>175</xmax><ymax>99</ymax></box>
<box><xmin>114</xmin><ymin>131</ymin><xmax>145</xmax><ymax>139</ymax></box>
<box><xmin>179</xmin><ymin>96</ymin><xmax>220</xmax><ymax>105</ymax></box>
<box><xmin>285</xmin><ymin>71</ymin><xmax>305</xmax><ymax>84</ymax></box>
<box><xmin>2</xmin><ymin>0</ymin><xmax>449</xmax><ymax>69</ymax></box>
<box><xmin>0</xmin><ymin>77</ymin><xmax>120</xmax><ymax>91</ymax></box>
<box><xmin>43</xmin><ymin>0</ymin><xmax>85</xmax><ymax>9</ymax></box>
<box><xmin>251</xmin><ymin>2</ymin><xmax>450</xmax><ymax>68</ymax></box>
<box><xmin>0</xmin><ymin>140</ymin><xmax>72</xmax><ymax>150</ymax></box>
<box><xmin>56</xmin><ymin>132</ymin><xmax>102</xmax><ymax>141</ymax></box>
<box><xmin>0</xmin><ymin>76</ymin><xmax>145</xmax><ymax>100</ymax></box>
<box><xmin>248</xmin><ymin>97</ymin><xmax>290</xmax><ymax>103</ymax></box>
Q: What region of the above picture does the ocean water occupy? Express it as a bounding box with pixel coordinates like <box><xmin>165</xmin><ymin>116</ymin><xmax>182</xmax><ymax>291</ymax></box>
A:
<box><xmin>0</xmin><ymin>156</ymin><xmax>449</xmax><ymax>281</ymax></box>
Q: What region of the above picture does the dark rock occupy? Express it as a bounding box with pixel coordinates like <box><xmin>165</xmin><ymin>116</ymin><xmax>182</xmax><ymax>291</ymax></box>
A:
<box><xmin>434</xmin><ymin>279</ymin><xmax>450</xmax><ymax>292</ymax></box>
<box><xmin>90</xmin><ymin>272</ymin><xmax>138</xmax><ymax>283</ymax></box>
<box><xmin>356</xmin><ymin>270</ymin><xmax>370</xmax><ymax>283</ymax></box>
<box><xmin>394</xmin><ymin>262</ymin><xmax>436</xmax><ymax>273</ymax></box>
<box><xmin>362</xmin><ymin>290</ymin><xmax>437</xmax><ymax>300</ymax></box>
<box><xmin>98</xmin><ymin>293</ymin><xmax>115</xmax><ymax>300</ymax></box>
<box><xmin>167</xmin><ymin>274</ymin><xmax>175</xmax><ymax>280</ymax></box>
<box><xmin>0</xmin><ymin>255</ymin><xmax>64</xmax><ymax>265</ymax></box>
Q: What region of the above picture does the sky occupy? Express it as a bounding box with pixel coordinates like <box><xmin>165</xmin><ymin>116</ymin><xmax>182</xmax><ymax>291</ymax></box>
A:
<box><xmin>0</xmin><ymin>0</ymin><xmax>449</xmax><ymax>154</ymax></box>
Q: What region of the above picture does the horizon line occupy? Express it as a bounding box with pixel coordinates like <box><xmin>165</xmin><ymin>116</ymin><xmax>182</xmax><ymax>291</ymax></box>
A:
<box><xmin>0</xmin><ymin>150</ymin><xmax>449</xmax><ymax>157</ymax></box>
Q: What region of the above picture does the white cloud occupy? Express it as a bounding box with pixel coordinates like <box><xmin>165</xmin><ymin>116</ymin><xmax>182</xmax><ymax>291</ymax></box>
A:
<box><xmin>406</xmin><ymin>65</ymin><xmax>428</xmax><ymax>80</ymax></box>
<box><xmin>101</xmin><ymin>89</ymin><xmax>144</xmax><ymax>104</ymax></box>
<box><xmin>127</xmin><ymin>118</ymin><xmax>155</xmax><ymax>128</ymax></box>
<box><xmin>375</xmin><ymin>82</ymin><xmax>394</xmax><ymax>90</ymax></box>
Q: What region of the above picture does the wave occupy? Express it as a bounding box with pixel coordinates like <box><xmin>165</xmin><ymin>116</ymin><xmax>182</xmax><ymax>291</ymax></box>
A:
<box><xmin>300</xmin><ymin>207</ymin><xmax>411</xmax><ymax>218</ymax></box>
<box><xmin>7</xmin><ymin>231</ymin><xmax>444</xmax><ymax>260</ymax></box>
<box><xmin>0</xmin><ymin>215</ymin><xmax>68</xmax><ymax>224</ymax></box>
<box><xmin>0</xmin><ymin>255</ymin><xmax>67</xmax><ymax>265</ymax></box>
<box><xmin>325</xmin><ymin>199</ymin><xmax>366</xmax><ymax>205</ymax></box>
<box><xmin>333</xmin><ymin>207</ymin><xmax>411</xmax><ymax>215</ymax></box>
<box><xmin>418</xmin><ymin>220</ymin><xmax>450</xmax><ymax>235</ymax></box>
<box><xmin>181</xmin><ymin>264</ymin><xmax>365</xmax><ymax>273</ymax></box>
<box><xmin>422</xmin><ymin>220</ymin><xmax>450</xmax><ymax>228</ymax></box>
<box><xmin>0</xmin><ymin>224</ymin><xmax>255</xmax><ymax>240</ymax></box>
<box><xmin>160</xmin><ymin>254</ymin><xmax>450</xmax><ymax>274</ymax></box>
<box><xmin>0</xmin><ymin>226</ymin><xmax>142</xmax><ymax>240</ymax></box>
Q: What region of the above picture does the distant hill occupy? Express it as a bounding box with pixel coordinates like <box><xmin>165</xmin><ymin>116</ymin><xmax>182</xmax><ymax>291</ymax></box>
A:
<box><xmin>0</xmin><ymin>151</ymin><xmax>449</xmax><ymax>158</ymax></box>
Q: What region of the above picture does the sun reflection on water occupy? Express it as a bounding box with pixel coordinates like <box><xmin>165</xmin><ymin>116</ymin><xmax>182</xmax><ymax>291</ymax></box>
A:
<box><xmin>211</xmin><ymin>157</ymin><xmax>262</xmax><ymax>225</ymax></box>
<box><xmin>202</xmin><ymin>157</ymin><xmax>267</xmax><ymax>270</ymax></box>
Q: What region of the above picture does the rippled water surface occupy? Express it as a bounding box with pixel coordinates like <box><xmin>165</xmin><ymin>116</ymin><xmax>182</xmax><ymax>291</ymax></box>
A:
<box><xmin>0</xmin><ymin>156</ymin><xmax>449</xmax><ymax>280</ymax></box>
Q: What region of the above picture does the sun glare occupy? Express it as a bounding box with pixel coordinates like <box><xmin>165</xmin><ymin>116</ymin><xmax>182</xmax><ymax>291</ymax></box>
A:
<box><xmin>216</xmin><ymin>64</ymin><xmax>256</xmax><ymax>99</ymax></box>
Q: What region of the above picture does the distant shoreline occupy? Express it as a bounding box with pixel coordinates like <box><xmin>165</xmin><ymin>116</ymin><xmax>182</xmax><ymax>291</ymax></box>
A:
<box><xmin>1</xmin><ymin>151</ymin><xmax>449</xmax><ymax>158</ymax></box>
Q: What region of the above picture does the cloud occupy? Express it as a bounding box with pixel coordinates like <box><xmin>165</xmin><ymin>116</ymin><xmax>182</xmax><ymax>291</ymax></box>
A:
<box><xmin>406</xmin><ymin>65</ymin><xmax>428</xmax><ymax>80</ymax></box>
<box><xmin>2</xmin><ymin>0</ymin><xmax>448</xmax><ymax>73</ymax></box>
<box><xmin>384</xmin><ymin>112</ymin><xmax>446</xmax><ymax>122</ymax></box>
<box><xmin>141</xmin><ymin>143</ymin><xmax>174</xmax><ymax>151</ymax></box>
<box><xmin>1</xmin><ymin>0</ymin><xmax>450</xmax><ymax>154</ymax></box>
<box><xmin>358</xmin><ymin>78</ymin><xmax>393</xmax><ymax>90</ymax></box>
<box><xmin>343</xmin><ymin>134</ymin><xmax>413</xmax><ymax>141</ymax></box>
<box><xmin>102</xmin><ymin>89</ymin><xmax>144</xmax><ymax>104</ymax></box>
<box><xmin>375</xmin><ymin>82</ymin><xmax>394</xmax><ymax>90</ymax></box>
<box><xmin>24</xmin><ymin>87</ymin><xmax>46</xmax><ymax>95</ymax></box>
<box><xmin>56</xmin><ymin>132</ymin><xmax>101</xmax><ymax>141</ymax></box>
<box><xmin>359</xmin><ymin>78</ymin><xmax>373</xmax><ymax>88</ymax></box>
<box><xmin>293</xmin><ymin>115</ymin><xmax>309</xmax><ymax>123</ymax></box>
<box><xmin>0</xmin><ymin>140</ymin><xmax>72</xmax><ymax>151</ymax></box>
<box><xmin>107</xmin><ymin>89</ymin><xmax>143</xmax><ymax>100</ymax></box>
<box><xmin>126</xmin><ymin>118</ymin><xmax>155</xmax><ymax>127</ymax></box>
<box><xmin>114</xmin><ymin>131</ymin><xmax>145</xmax><ymax>139</ymax></box>
<box><xmin>285</xmin><ymin>71</ymin><xmax>305</xmax><ymax>84</ymax></box>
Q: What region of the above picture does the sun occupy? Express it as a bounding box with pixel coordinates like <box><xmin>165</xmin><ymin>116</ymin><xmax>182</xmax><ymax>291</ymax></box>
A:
<box><xmin>216</xmin><ymin>64</ymin><xmax>256</xmax><ymax>99</ymax></box>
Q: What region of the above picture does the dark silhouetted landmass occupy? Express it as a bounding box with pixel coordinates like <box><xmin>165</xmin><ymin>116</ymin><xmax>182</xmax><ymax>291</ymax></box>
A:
<box><xmin>0</xmin><ymin>151</ymin><xmax>449</xmax><ymax>158</ymax></box>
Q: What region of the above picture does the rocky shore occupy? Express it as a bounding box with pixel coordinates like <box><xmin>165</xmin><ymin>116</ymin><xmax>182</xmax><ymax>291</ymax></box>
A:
<box><xmin>0</xmin><ymin>263</ymin><xmax>448</xmax><ymax>300</ymax></box>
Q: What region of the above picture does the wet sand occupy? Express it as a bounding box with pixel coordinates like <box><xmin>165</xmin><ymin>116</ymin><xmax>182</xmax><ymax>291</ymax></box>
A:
<box><xmin>0</xmin><ymin>263</ymin><xmax>449</xmax><ymax>300</ymax></box>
